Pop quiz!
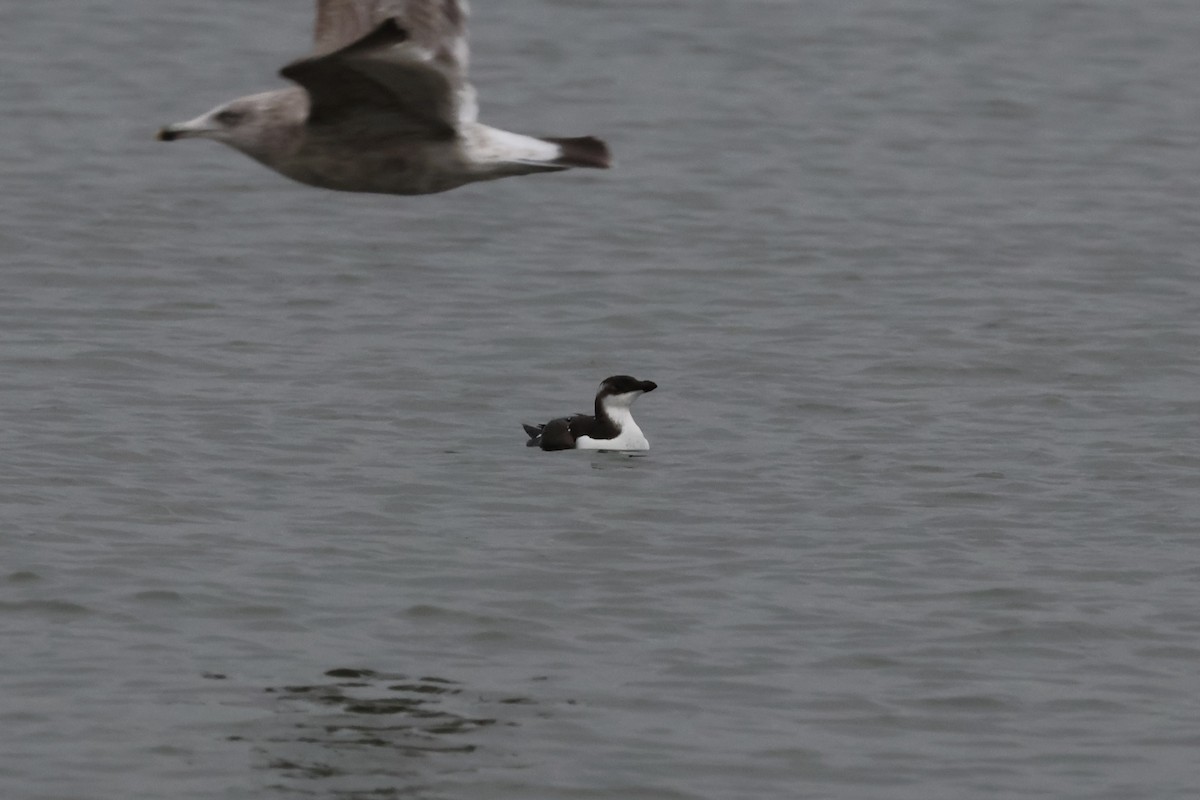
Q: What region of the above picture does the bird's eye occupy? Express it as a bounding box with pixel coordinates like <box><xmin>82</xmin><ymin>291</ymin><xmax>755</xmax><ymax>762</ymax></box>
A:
<box><xmin>215</xmin><ymin>109</ymin><xmax>245</xmax><ymax>126</ymax></box>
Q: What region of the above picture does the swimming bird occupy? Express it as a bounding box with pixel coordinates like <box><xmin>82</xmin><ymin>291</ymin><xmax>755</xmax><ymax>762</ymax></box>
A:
<box><xmin>157</xmin><ymin>0</ymin><xmax>611</xmax><ymax>195</ymax></box>
<box><xmin>523</xmin><ymin>376</ymin><xmax>657</xmax><ymax>451</ymax></box>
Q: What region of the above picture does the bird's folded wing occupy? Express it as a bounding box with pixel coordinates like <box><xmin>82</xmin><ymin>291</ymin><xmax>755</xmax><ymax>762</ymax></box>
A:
<box><xmin>281</xmin><ymin>17</ymin><xmax>470</xmax><ymax>134</ymax></box>
<box><xmin>567</xmin><ymin>415</ymin><xmax>597</xmax><ymax>439</ymax></box>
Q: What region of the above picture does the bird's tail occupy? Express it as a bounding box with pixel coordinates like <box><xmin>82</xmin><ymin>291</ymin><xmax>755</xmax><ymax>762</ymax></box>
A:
<box><xmin>522</xmin><ymin>423</ymin><xmax>544</xmax><ymax>447</ymax></box>
<box><xmin>540</xmin><ymin>136</ymin><xmax>612</xmax><ymax>169</ymax></box>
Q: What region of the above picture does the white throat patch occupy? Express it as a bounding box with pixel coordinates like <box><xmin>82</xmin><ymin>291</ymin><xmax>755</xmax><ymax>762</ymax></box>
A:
<box><xmin>576</xmin><ymin>391</ymin><xmax>649</xmax><ymax>450</ymax></box>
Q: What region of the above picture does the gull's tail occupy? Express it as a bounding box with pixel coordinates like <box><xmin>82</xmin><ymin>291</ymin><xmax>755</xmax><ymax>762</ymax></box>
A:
<box><xmin>541</xmin><ymin>136</ymin><xmax>612</xmax><ymax>169</ymax></box>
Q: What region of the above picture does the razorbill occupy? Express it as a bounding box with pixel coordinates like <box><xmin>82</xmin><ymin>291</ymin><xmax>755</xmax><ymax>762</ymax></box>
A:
<box><xmin>156</xmin><ymin>0</ymin><xmax>612</xmax><ymax>195</ymax></box>
<box><xmin>523</xmin><ymin>376</ymin><xmax>657</xmax><ymax>451</ymax></box>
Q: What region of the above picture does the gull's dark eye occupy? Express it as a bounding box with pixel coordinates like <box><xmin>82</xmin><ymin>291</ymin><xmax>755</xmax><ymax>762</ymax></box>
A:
<box><xmin>215</xmin><ymin>109</ymin><xmax>245</xmax><ymax>126</ymax></box>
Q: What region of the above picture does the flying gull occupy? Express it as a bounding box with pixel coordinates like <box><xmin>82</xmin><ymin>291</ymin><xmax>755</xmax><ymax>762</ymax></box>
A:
<box><xmin>157</xmin><ymin>0</ymin><xmax>611</xmax><ymax>195</ymax></box>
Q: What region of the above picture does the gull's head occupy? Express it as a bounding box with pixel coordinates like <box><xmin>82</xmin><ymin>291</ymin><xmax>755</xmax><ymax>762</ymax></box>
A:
<box><xmin>597</xmin><ymin>375</ymin><xmax>657</xmax><ymax>411</ymax></box>
<box><xmin>158</xmin><ymin>98</ymin><xmax>261</xmax><ymax>144</ymax></box>
<box><xmin>156</xmin><ymin>91</ymin><xmax>306</xmax><ymax>165</ymax></box>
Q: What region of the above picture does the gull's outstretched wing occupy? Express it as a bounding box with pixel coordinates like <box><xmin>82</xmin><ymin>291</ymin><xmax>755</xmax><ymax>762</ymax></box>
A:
<box><xmin>282</xmin><ymin>2</ymin><xmax>475</xmax><ymax>134</ymax></box>
<box><xmin>284</xmin><ymin>0</ymin><xmax>472</xmax><ymax>131</ymax></box>
<box><xmin>312</xmin><ymin>0</ymin><xmax>469</xmax><ymax>74</ymax></box>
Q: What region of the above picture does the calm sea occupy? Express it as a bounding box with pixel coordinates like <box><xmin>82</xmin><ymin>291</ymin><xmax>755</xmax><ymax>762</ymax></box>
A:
<box><xmin>3</xmin><ymin>1</ymin><xmax>1200</xmax><ymax>798</ymax></box>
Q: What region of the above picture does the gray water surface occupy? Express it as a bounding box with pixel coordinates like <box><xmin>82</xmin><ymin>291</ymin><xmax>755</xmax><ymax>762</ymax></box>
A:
<box><xmin>3</xmin><ymin>1</ymin><xmax>1200</xmax><ymax>798</ymax></box>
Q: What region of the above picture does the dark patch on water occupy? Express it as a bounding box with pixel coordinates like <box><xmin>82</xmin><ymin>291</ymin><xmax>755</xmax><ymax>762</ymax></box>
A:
<box><xmin>232</xmin><ymin>667</ymin><xmax>533</xmax><ymax>798</ymax></box>
<box><xmin>325</xmin><ymin>668</ymin><xmax>377</xmax><ymax>679</ymax></box>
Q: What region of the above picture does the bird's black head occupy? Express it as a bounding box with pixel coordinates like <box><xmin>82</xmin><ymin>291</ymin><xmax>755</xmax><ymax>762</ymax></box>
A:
<box><xmin>598</xmin><ymin>375</ymin><xmax>657</xmax><ymax>397</ymax></box>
